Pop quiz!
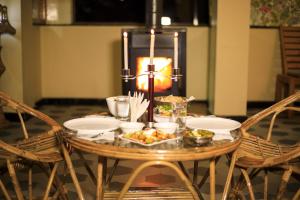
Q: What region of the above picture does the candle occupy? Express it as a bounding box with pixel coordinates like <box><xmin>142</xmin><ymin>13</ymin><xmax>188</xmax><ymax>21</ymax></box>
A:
<box><xmin>123</xmin><ymin>32</ymin><xmax>128</xmax><ymax>69</ymax></box>
<box><xmin>149</xmin><ymin>29</ymin><xmax>155</xmax><ymax>65</ymax></box>
<box><xmin>174</xmin><ymin>32</ymin><xmax>178</xmax><ymax>69</ymax></box>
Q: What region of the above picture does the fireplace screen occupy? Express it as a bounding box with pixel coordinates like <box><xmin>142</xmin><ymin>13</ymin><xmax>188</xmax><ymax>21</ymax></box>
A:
<box><xmin>136</xmin><ymin>57</ymin><xmax>172</xmax><ymax>92</ymax></box>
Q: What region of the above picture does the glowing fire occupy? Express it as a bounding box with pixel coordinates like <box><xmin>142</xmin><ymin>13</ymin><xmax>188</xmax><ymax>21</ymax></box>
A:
<box><xmin>136</xmin><ymin>57</ymin><xmax>172</xmax><ymax>92</ymax></box>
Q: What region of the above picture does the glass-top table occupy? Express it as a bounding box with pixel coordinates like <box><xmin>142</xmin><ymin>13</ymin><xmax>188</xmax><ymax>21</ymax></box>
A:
<box><xmin>60</xmin><ymin>127</ymin><xmax>241</xmax><ymax>200</ymax></box>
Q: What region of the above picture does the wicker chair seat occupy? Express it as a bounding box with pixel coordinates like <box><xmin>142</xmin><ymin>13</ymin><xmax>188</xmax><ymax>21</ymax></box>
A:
<box><xmin>236</xmin><ymin>135</ymin><xmax>300</xmax><ymax>168</ymax></box>
<box><xmin>0</xmin><ymin>131</ymin><xmax>62</xmax><ymax>163</ymax></box>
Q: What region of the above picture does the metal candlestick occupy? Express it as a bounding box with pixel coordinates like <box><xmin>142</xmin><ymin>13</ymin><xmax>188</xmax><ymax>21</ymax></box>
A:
<box><xmin>147</xmin><ymin>64</ymin><xmax>155</xmax><ymax>123</ymax></box>
<box><xmin>121</xmin><ymin>65</ymin><xmax>182</xmax><ymax>124</ymax></box>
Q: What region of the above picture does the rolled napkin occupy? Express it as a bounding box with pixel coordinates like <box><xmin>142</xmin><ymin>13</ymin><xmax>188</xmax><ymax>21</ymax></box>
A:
<box><xmin>128</xmin><ymin>91</ymin><xmax>150</xmax><ymax>122</ymax></box>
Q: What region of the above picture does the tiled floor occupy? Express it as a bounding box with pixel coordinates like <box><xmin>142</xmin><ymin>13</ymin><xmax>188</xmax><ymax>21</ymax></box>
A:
<box><xmin>0</xmin><ymin>102</ymin><xmax>299</xmax><ymax>199</ymax></box>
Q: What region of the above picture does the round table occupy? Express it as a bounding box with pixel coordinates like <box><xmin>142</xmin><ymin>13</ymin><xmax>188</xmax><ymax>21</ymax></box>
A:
<box><xmin>61</xmin><ymin>128</ymin><xmax>241</xmax><ymax>200</ymax></box>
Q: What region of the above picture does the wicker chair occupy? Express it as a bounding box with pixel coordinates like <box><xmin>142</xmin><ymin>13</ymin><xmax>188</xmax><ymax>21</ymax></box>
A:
<box><xmin>0</xmin><ymin>91</ymin><xmax>69</xmax><ymax>200</ymax></box>
<box><xmin>222</xmin><ymin>92</ymin><xmax>300</xmax><ymax>200</ymax></box>
<box><xmin>275</xmin><ymin>26</ymin><xmax>300</xmax><ymax>117</ymax></box>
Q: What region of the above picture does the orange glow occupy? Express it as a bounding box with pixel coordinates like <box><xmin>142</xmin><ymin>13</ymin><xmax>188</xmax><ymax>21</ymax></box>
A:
<box><xmin>136</xmin><ymin>57</ymin><xmax>172</xmax><ymax>92</ymax></box>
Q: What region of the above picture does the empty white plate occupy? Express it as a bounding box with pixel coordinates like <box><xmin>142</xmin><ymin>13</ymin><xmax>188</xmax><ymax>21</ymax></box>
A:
<box><xmin>186</xmin><ymin>117</ymin><xmax>241</xmax><ymax>131</ymax></box>
<box><xmin>63</xmin><ymin>117</ymin><xmax>120</xmax><ymax>137</ymax></box>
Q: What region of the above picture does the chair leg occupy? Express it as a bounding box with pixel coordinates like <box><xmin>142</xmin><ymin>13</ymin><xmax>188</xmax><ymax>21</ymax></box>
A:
<box><xmin>275</xmin><ymin>77</ymin><xmax>282</xmax><ymax>102</ymax></box>
<box><xmin>43</xmin><ymin>162</ymin><xmax>59</xmax><ymax>200</ymax></box>
<box><xmin>222</xmin><ymin>152</ymin><xmax>237</xmax><ymax>200</ymax></box>
<box><xmin>276</xmin><ymin>168</ymin><xmax>292</xmax><ymax>200</ymax></box>
<box><xmin>0</xmin><ymin>178</ymin><xmax>12</xmax><ymax>200</ymax></box>
<box><xmin>37</xmin><ymin>162</ymin><xmax>68</xmax><ymax>200</ymax></box>
<box><xmin>264</xmin><ymin>169</ymin><xmax>268</xmax><ymax>200</ymax></box>
<box><xmin>106</xmin><ymin>159</ymin><xmax>120</xmax><ymax>187</ymax></box>
<box><xmin>292</xmin><ymin>188</ymin><xmax>300</xmax><ymax>200</ymax></box>
<box><xmin>28</xmin><ymin>166</ymin><xmax>33</xmax><ymax>200</ymax></box>
<box><xmin>75</xmin><ymin>150</ymin><xmax>97</xmax><ymax>185</ymax></box>
<box><xmin>7</xmin><ymin>160</ymin><xmax>24</xmax><ymax>200</ymax></box>
<box><xmin>287</xmin><ymin>82</ymin><xmax>296</xmax><ymax>118</ymax></box>
<box><xmin>193</xmin><ymin>160</ymin><xmax>199</xmax><ymax>185</ymax></box>
<box><xmin>240</xmin><ymin>168</ymin><xmax>255</xmax><ymax>200</ymax></box>
<box><xmin>61</xmin><ymin>144</ymin><xmax>85</xmax><ymax>200</ymax></box>
<box><xmin>198</xmin><ymin>157</ymin><xmax>221</xmax><ymax>189</ymax></box>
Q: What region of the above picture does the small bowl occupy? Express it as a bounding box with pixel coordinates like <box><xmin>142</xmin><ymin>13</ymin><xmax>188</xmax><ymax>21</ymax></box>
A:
<box><xmin>120</xmin><ymin>122</ymin><xmax>145</xmax><ymax>134</ymax></box>
<box><xmin>183</xmin><ymin>129</ymin><xmax>214</xmax><ymax>146</ymax></box>
<box><xmin>153</xmin><ymin>122</ymin><xmax>179</xmax><ymax>134</ymax></box>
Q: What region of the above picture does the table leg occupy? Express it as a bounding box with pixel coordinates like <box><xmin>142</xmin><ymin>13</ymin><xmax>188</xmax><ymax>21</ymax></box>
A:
<box><xmin>210</xmin><ymin>158</ymin><xmax>215</xmax><ymax>200</ymax></box>
<box><xmin>96</xmin><ymin>156</ymin><xmax>104</xmax><ymax>200</ymax></box>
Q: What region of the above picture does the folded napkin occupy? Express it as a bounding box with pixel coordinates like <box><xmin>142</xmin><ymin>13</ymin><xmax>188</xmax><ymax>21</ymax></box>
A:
<box><xmin>78</xmin><ymin>131</ymin><xmax>115</xmax><ymax>141</ymax></box>
<box><xmin>128</xmin><ymin>91</ymin><xmax>150</xmax><ymax>122</ymax></box>
<box><xmin>212</xmin><ymin>130</ymin><xmax>234</xmax><ymax>141</ymax></box>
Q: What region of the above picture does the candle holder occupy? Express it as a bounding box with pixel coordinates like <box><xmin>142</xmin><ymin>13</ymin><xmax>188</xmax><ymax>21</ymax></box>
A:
<box><xmin>121</xmin><ymin>68</ymin><xmax>134</xmax><ymax>82</ymax></box>
<box><xmin>121</xmin><ymin>65</ymin><xmax>182</xmax><ymax>124</ymax></box>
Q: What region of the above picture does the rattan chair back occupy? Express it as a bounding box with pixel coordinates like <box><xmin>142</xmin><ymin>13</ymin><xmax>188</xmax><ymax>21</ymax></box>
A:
<box><xmin>0</xmin><ymin>91</ymin><xmax>68</xmax><ymax>200</ymax></box>
<box><xmin>222</xmin><ymin>91</ymin><xmax>300</xmax><ymax>200</ymax></box>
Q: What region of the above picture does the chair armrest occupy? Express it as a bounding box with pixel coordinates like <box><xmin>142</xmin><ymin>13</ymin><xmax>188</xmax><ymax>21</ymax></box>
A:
<box><xmin>0</xmin><ymin>92</ymin><xmax>61</xmax><ymax>129</ymax></box>
<box><xmin>242</xmin><ymin>92</ymin><xmax>300</xmax><ymax>141</ymax></box>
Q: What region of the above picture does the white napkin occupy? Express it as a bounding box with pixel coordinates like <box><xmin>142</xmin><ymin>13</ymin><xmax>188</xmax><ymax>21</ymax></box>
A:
<box><xmin>78</xmin><ymin>131</ymin><xmax>115</xmax><ymax>141</ymax></box>
<box><xmin>128</xmin><ymin>91</ymin><xmax>150</xmax><ymax>122</ymax></box>
<box><xmin>212</xmin><ymin>130</ymin><xmax>234</xmax><ymax>141</ymax></box>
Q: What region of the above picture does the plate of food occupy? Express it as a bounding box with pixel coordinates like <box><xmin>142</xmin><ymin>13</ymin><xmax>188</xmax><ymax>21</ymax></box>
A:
<box><xmin>119</xmin><ymin>128</ymin><xmax>179</xmax><ymax>146</ymax></box>
<box><xmin>183</xmin><ymin>129</ymin><xmax>215</xmax><ymax>146</ymax></box>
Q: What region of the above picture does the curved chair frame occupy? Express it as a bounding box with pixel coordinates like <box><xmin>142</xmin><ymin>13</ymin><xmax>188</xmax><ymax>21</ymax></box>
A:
<box><xmin>222</xmin><ymin>92</ymin><xmax>300</xmax><ymax>200</ymax></box>
<box><xmin>0</xmin><ymin>92</ymin><xmax>68</xmax><ymax>200</ymax></box>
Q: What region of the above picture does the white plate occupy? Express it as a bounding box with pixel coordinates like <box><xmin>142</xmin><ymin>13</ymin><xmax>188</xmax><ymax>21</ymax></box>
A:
<box><xmin>186</xmin><ymin>117</ymin><xmax>241</xmax><ymax>132</ymax></box>
<box><xmin>119</xmin><ymin>134</ymin><xmax>179</xmax><ymax>147</ymax></box>
<box><xmin>63</xmin><ymin>117</ymin><xmax>120</xmax><ymax>137</ymax></box>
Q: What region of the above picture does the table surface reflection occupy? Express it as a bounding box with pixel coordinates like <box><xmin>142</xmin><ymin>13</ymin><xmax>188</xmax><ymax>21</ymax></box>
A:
<box><xmin>62</xmin><ymin>129</ymin><xmax>241</xmax><ymax>161</ymax></box>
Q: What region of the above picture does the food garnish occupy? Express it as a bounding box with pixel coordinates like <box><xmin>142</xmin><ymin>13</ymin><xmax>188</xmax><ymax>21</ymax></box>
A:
<box><xmin>158</xmin><ymin>95</ymin><xmax>186</xmax><ymax>103</ymax></box>
<box><xmin>122</xmin><ymin>129</ymin><xmax>176</xmax><ymax>144</ymax></box>
<box><xmin>184</xmin><ymin>129</ymin><xmax>214</xmax><ymax>138</ymax></box>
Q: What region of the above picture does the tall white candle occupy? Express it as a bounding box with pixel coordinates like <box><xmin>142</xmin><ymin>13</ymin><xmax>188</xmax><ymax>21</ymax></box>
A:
<box><xmin>174</xmin><ymin>32</ymin><xmax>178</xmax><ymax>69</ymax></box>
<box><xmin>149</xmin><ymin>29</ymin><xmax>155</xmax><ymax>65</ymax></box>
<box><xmin>123</xmin><ymin>32</ymin><xmax>128</xmax><ymax>69</ymax></box>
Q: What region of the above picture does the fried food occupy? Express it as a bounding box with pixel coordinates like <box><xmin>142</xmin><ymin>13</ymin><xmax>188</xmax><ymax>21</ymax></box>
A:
<box><xmin>123</xmin><ymin>129</ymin><xmax>176</xmax><ymax>144</ymax></box>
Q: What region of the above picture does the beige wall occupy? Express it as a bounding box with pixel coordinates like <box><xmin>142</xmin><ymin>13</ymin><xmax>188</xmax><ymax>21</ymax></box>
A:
<box><xmin>0</xmin><ymin>0</ymin><xmax>23</xmax><ymax>102</ymax></box>
<box><xmin>40</xmin><ymin>26</ymin><xmax>209</xmax><ymax>99</ymax></box>
<box><xmin>37</xmin><ymin>25</ymin><xmax>283</xmax><ymax>102</ymax></box>
<box><xmin>21</xmin><ymin>0</ymin><xmax>42</xmax><ymax>106</ymax></box>
<box><xmin>248</xmin><ymin>28</ymin><xmax>281</xmax><ymax>101</ymax></box>
<box><xmin>0</xmin><ymin>2</ymin><xmax>284</xmax><ymax>107</ymax></box>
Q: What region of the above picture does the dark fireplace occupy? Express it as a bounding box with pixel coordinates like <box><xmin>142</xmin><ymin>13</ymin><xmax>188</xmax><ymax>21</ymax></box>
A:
<box><xmin>121</xmin><ymin>0</ymin><xmax>186</xmax><ymax>97</ymax></box>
